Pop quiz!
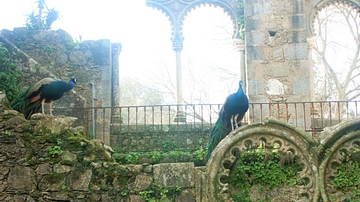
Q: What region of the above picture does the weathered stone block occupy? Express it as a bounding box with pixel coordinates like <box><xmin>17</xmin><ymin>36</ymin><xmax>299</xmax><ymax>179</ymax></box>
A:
<box><xmin>284</xmin><ymin>43</ymin><xmax>307</xmax><ymax>60</ymax></box>
<box><xmin>289</xmin><ymin>30</ymin><xmax>307</xmax><ymax>43</ymax></box>
<box><xmin>265</xmin><ymin>63</ymin><xmax>291</xmax><ymax>77</ymax></box>
<box><xmin>7</xmin><ymin>166</ymin><xmax>36</xmax><ymax>192</ymax></box>
<box><xmin>248</xmin><ymin>80</ymin><xmax>265</xmax><ymax>95</ymax></box>
<box><xmin>248</xmin><ymin>31</ymin><xmax>265</xmax><ymax>45</ymax></box>
<box><xmin>247</xmin><ymin>45</ymin><xmax>264</xmax><ymax>61</ymax></box>
<box><xmin>245</xmin><ymin>19</ymin><xmax>261</xmax><ymax>31</ymax></box>
<box><xmin>153</xmin><ymin>162</ymin><xmax>194</xmax><ymax>187</ymax></box>
<box><xmin>292</xmin><ymin>0</ymin><xmax>304</xmax><ymax>14</ymax></box>
<box><xmin>293</xmin><ymin>78</ymin><xmax>310</xmax><ymax>95</ymax></box>
<box><xmin>290</xmin><ymin>15</ymin><xmax>306</xmax><ymax>29</ymax></box>
<box><xmin>133</xmin><ymin>174</ymin><xmax>152</xmax><ymax>192</ymax></box>
<box><xmin>66</xmin><ymin>169</ymin><xmax>92</xmax><ymax>191</ymax></box>
<box><xmin>35</xmin><ymin>163</ymin><xmax>52</xmax><ymax>175</ymax></box>
<box><xmin>38</xmin><ymin>173</ymin><xmax>66</xmax><ymax>191</ymax></box>
<box><xmin>175</xmin><ymin>189</ymin><xmax>195</xmax><ymax>202</ymax></box>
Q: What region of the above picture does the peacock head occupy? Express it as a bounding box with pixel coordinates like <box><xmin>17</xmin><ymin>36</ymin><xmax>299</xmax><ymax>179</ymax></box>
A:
<box><xmin>70</xmin><ymin>78</ymin><xmax>77</xmax><ymax>84</ymax></box>
<box><xmin>239</xmin><ymin>80</ymin><xmax>243</xmax><ymax>86</ymax></box>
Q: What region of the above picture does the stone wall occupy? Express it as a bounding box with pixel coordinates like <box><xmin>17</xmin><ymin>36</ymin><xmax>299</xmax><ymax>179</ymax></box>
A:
<box><xmin>0</xmin><ymin>92</ymin><xmax>200</xmax><ymax>202</ymax></box>
<box><xmin>0</xmin><ymin>28</ymin><xmax>121</xmax><ymax>145</ymax></box>
<box><xmin>245</xmin><ymin>0</ymin><xmax>311</xmax><ymax>103</ymax></box>
<box><xmin>2</xmin><ymin>91</ymin><xmax>360</xmax><ymax>201</ymax></box>
<box><xmin>244</xmin><ymin>0</ymin><xmax>313</xmax><ymax>129</ymax></box>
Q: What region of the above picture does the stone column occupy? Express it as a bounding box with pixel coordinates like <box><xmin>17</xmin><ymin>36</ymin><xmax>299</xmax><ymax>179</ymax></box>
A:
<box><xmin>307</xmin><ymin>35</ymin><xmax>316</xmax><ymax>101</ymax></box>
<box><xmin>172</xmin><ymin>33</ymin><xmax>186</xmax><ymax>122</ymax></box>
<box><xmin>233</xmin><ymin>38</ymin><xmax>247</xmax><ymax>91</ymax></box>
<box><xmin>245</xmin><ymin>0</ymin><xmax>311</xmax><ymax>103</ymax></box>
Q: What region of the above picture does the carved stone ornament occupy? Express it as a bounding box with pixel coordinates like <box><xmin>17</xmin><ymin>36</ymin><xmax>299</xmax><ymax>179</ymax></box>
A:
<box><xmin>205</xmin><ymin>117</ymin><xmax>360</xmax><ymax>202</ymax></box>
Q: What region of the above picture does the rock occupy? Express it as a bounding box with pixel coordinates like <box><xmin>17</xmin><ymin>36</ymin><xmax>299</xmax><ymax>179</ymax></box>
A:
<box><xmin>31</xmin><ymin>115</ymin><xmax>78</xmax><ymax>134</ymax></box>
<box><xmin>129</xmin><ymin>195</ymin><xmax>146</xmax><ymax>202</ymax></box>
<box><xmin>66</xmin><ymin>169</ymin><xmax>92</xmax><ymax>191</ymax></box>
<box><xmin>132</xmin><ymin>174</ymin><xmax>152</xmax><ymax>192</ymax></box>
<box><xmin>175</xmin><ymin>189</ymin><xmax>195</xmax><ymax>202</ymax></box>
<box><xmin>53</xmin><ymin>164</ymin><xmax>72</xmax><ymax>173</ymax></box>
<box><xmin>153</xmin><ymin>162</ymin><xmax>194</xmax><ymax>187</ymax></box>
<box><xmin>7</xmin><ymin>166</ymin><xmax>36</xmax><ymax>193</ymax></box>
<box><xmin>60</xmin><ymin>150</ymin><xmax>77</xmax><ymax>164</ymax></box>
<box><xmin>0</xmin><ymin>91</ymin><xmax>8</xmax><ymax>109</ymax></box>
<box><xmin>35</xmin><ymin>163</ymin><xmax>52</xmax><ymax>175</ymax></box>
<box><xmin>38</xmin><ymin>173</ymin><xmax>66</xmax><ymax>191</ymax></box>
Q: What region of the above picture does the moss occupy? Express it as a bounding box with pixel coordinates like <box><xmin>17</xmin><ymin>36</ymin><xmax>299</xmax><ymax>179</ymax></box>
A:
<box><xmin>90</xmin><ymin>164</ymin><xmax>131</xmax><ymax>191</ymax></box>
<box><xmin>44</xmin><ymin>173</ymin><xmax>66</xmax><ymax>184</ymax></box>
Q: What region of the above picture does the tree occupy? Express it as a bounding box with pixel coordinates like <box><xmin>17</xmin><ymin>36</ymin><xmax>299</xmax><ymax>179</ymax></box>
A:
<box><xmin>120</xmin><ymin>78</ymin><xmax>164</xmax><ymax>106</ymax></box>
<box><xmin>313</xmin><ymin>4</ymin><xmax>360</xmax><ymax>101</ymax></box>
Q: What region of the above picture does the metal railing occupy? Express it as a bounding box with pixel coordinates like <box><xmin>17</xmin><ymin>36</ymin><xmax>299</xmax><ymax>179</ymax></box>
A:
<box><xmin>59</xmin><ymin>100</ymin><xmax>360</xmax><ymax>153</ymax></box>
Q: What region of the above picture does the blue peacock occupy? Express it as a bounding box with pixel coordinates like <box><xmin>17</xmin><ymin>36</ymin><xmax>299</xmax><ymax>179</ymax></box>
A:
<box><xmin>206</xmin><ymin>80</ymin><xmax>249</xmax><ymax>160</ymax></box>
<box><xmin>11</xmin><ymin>78</ymin><xmax>76</xmax><ymax>119</ymax></box>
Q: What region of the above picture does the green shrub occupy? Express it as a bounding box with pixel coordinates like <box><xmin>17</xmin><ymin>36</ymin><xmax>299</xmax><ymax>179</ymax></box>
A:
<box><xmin>0</xmin><ymin>42</ymin><xmax>22</xmax><ymax>102</ymax></box>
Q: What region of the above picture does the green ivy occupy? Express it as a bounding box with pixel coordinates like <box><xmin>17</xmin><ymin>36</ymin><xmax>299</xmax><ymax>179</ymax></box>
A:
<box><xmin>330</xmin><ymin>150</ymin><xmax>360</xmax><ymax>200</ymax></box>
<box><xmin>112</xmin><ymin>149</ymin><xmax>206</xmax><ymax>165</ymax></box>
<box><xmin>48</xmin><ymin>145</ymin><xmax>63</xmax><ymax>157</ymax></box>
<box><xmin>139</xmin><ymin>185</ymin><xmax>183</xmax><ymax>202</ymax></box>
<box><xmin>229</xmin><ymin>151</ymin><xmax>303</xmax><ymax>201</ymax></box>
<box><xmin>0</xmin><ymin>42</ymin><xmax>22</xmax><ymax>102</ymax></box>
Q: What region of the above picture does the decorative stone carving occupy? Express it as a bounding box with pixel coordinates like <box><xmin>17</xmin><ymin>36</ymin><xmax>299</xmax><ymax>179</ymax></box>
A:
<box><xmin>205</xmin><ymin>117</ymin><xmax>360</xmax><ymax>201</ymax></box>
<box><xmin>206</xmin><ymin>119</ymin><xmax>319</xmax><ymax>201</ymax></box>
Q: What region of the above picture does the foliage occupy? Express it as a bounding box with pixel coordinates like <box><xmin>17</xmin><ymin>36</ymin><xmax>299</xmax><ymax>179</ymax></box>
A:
<box><xmin>229</xmin><ymin>151</ymin><xmax>303</xmax><ymax>201</ymax></box>
<box><xmin>112</xmin><ymin>148</ymin><xmax>206</xmax><ymax>166</ymax></box>
<box><xmin>0</xmin><ymin>42</ymin><xmax>22</xmax><ymax>102</ymax></box>
<box><xmin>139</xmin><ymin>185</ymin><xmax>183</xmax><ymax>202</ymax></box>
<box><xmin>236</xmin><ymin>0</ymin><xmax>245</xmax><ymax>39</ymax></box>
<box><xmin>330</xmin><ymin>150</ymin><xmax>360</xmax><ymax>200</ymax></box>
<box><xmin>48</xmin><ymin>140</ymin><xmax>63</xmax><ymax>157</ymax></box>
<box><xmin>25</xmin><ymin>0</ymin><xmax>60</xmax><ymax>30</ymax></box>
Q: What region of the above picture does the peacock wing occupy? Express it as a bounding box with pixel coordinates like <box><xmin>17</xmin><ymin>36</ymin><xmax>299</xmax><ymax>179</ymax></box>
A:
<box><xmin>25</xmin><ymin>78</ymin><xmax>58</xmax><ymax>103</ymax></box>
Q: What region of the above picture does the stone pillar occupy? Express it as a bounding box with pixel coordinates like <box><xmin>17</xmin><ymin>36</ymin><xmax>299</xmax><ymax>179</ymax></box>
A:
<box><xmin>244</xmin><ymin>0</ymin><xmax>311</xmax><ymax>127</ymax></box>
<box><xmin>245</xmin><ymin>0</ymin><xmax>310</xmax><ymax>103</ymax></box>
<box><xmin>233</xmin><ymin>38</ymin><xmax>247</xmax><ymax>91</ymax></box>
<box><xmin>93</xmin><ymin>39</ymin><xmax>112</xmax><ymax>145</ymax></box>
<box><xmin>172</xmin><ymin>32</ymin><xmax>186</xmax><ymax>122</ymax></box>
<box><xmin>307</xmin><ymin>35</ymin><xmax>316</xmax><ymax>101</ymax></box>
<box><xmin>110</xmin><ymin>43</ymin><xmax>122</xmax><ymax>146</ymax></box>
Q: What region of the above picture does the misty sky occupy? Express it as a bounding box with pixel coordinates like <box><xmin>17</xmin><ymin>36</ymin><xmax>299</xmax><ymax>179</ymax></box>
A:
<box><xmin>0</xmin><ymin>0</ymin><xmax>241</xmax><ymax>104</ymax></box>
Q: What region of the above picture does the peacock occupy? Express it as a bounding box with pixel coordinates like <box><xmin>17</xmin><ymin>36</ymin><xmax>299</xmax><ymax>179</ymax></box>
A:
<box><xmin>11</xmin><ymin>78</ymin><xmax>77</xmax><ymax>119</ymax></box>
<box><xmin>207</xmin><ymin>80</ymin><xmax>249</xmax><ymax>160</ymax></box>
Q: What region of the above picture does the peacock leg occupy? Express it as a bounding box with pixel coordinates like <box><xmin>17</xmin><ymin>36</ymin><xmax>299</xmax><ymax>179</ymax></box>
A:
<box><xmin>230</xmin><ymin>115</ymin><xmax>235</xmax><ymax>130</ymax></box>
<box><xmin>41</xmin><ymin>99</ymin><xmax>46</xmax><ymax>115</ymax></box>
<box><xmin>234</xmin><ymin>114</ymin><xmax>239</xmax><ymax>129</ymax></box>
<box><xmin>49</xmin><ymin>100</ymin><xmax>54</xmax><ymax>116</ymax></box>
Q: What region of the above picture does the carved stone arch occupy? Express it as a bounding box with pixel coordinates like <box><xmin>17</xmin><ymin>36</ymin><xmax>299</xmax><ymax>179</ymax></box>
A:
<box><xmin>318</xmin><ymin>117</ymin><xmax>360</xmax><ymax>201</ymax></box>
<box><xmin>308</xmin><ymin>0</ymin><xmax>360</xmax><ymax>36</ymax></box>
<box><xmin>146</xmin><ymin>0</ymin><xmax>243</xmax><ymax>51</ymax></box>
<box><xmin>205</xmin><ymin>119</ymin><xmax>320</xmax><ymax>201</ymax></box>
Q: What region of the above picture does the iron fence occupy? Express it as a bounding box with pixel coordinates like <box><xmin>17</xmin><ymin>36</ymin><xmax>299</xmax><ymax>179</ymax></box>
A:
<box><xmin>58</xmin><ymin>100</ymin><xmax>360</xmax><ymax>153</ymax></box>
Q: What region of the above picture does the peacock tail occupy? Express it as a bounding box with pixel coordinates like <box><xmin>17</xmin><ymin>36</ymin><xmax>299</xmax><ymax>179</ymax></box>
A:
<box><xmin>206</xmin><ymin>116</ymin><xmax>232</xmax><ymax>160</ymax></box>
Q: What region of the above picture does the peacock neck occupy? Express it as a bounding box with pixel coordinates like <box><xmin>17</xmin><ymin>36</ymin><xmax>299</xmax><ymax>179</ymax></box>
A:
<box><xmin>237</xmin><ymin>85</ymin><xmax>244</xmax><ymax>95</ymax></box>
<box><xmin>64</xmin><ymin>81</ymin><xmax>75</xmax><ymax>91</ymax></box>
